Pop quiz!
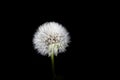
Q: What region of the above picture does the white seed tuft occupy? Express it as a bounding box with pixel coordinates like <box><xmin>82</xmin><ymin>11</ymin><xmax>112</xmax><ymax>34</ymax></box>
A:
<box><xmin>33</xmin><ymin>22</ymin><xmax>70</xmax><ymax>56</ymax></box>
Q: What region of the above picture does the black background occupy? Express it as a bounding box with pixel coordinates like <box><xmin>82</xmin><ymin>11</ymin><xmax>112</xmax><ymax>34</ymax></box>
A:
<box><xmin>31</xmin><ymin>15</ymin><xmax>109</xmax><ymax>80</ymax></box>
<box><xmin>1</xmin><ymin>1</ymin><xmax>118</xmax><ymax>79</ymax></box>
<box><xmin>1</xmin><ymin>1</ymin><xmax>117</xmax><ymax>79</ymax></box>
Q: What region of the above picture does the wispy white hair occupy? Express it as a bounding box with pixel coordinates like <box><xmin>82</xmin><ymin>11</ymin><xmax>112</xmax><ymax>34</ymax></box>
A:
<box><xmin>33</xmin><ymin>22</ymin><xmax>70</xmax><ymax>56</ymax></box>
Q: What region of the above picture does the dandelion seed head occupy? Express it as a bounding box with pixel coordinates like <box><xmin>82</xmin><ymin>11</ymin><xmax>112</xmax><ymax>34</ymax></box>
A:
<box><xmin>33</xmin><ymin>22</ymin><xmax>70</xmax><ymax>56</ymax></box>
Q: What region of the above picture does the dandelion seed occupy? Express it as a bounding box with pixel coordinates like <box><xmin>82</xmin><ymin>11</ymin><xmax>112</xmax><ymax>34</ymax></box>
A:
<box><xmin>33</xmin><ymin>22</ymin><xmax>70</xmax><ymax>57</ymax></box>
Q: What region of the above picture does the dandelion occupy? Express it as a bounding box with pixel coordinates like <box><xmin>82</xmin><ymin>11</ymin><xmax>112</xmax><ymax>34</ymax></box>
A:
<box><xmin>33</xmin><ymin>22</ymin><xmax>70</xmax><ymax>79</ymax></box>
<box><xmin>33</xmin><ymin>22</ymin><xmax>70</xmax><ymax>56</ymax></box>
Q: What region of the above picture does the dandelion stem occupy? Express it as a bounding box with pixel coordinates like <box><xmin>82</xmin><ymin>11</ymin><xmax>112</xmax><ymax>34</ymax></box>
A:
<box><xmin>51</xmin><ymin>48</ymin><xmax>55</xmax><ymax>80</ymax></box>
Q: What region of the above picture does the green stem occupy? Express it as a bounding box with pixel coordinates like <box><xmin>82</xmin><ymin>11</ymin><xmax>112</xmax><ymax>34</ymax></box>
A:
<box><xmin>51</xmin><ymin>50</ymin><xmax>55</xmax><ymax>80</ymax></box>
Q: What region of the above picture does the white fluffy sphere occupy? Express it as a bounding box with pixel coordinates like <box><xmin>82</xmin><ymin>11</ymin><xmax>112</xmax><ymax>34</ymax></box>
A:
<box><xmin>33</xmin><ymin>22</ymin><xmax>70</xmax><ymax>56</ymax></box>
